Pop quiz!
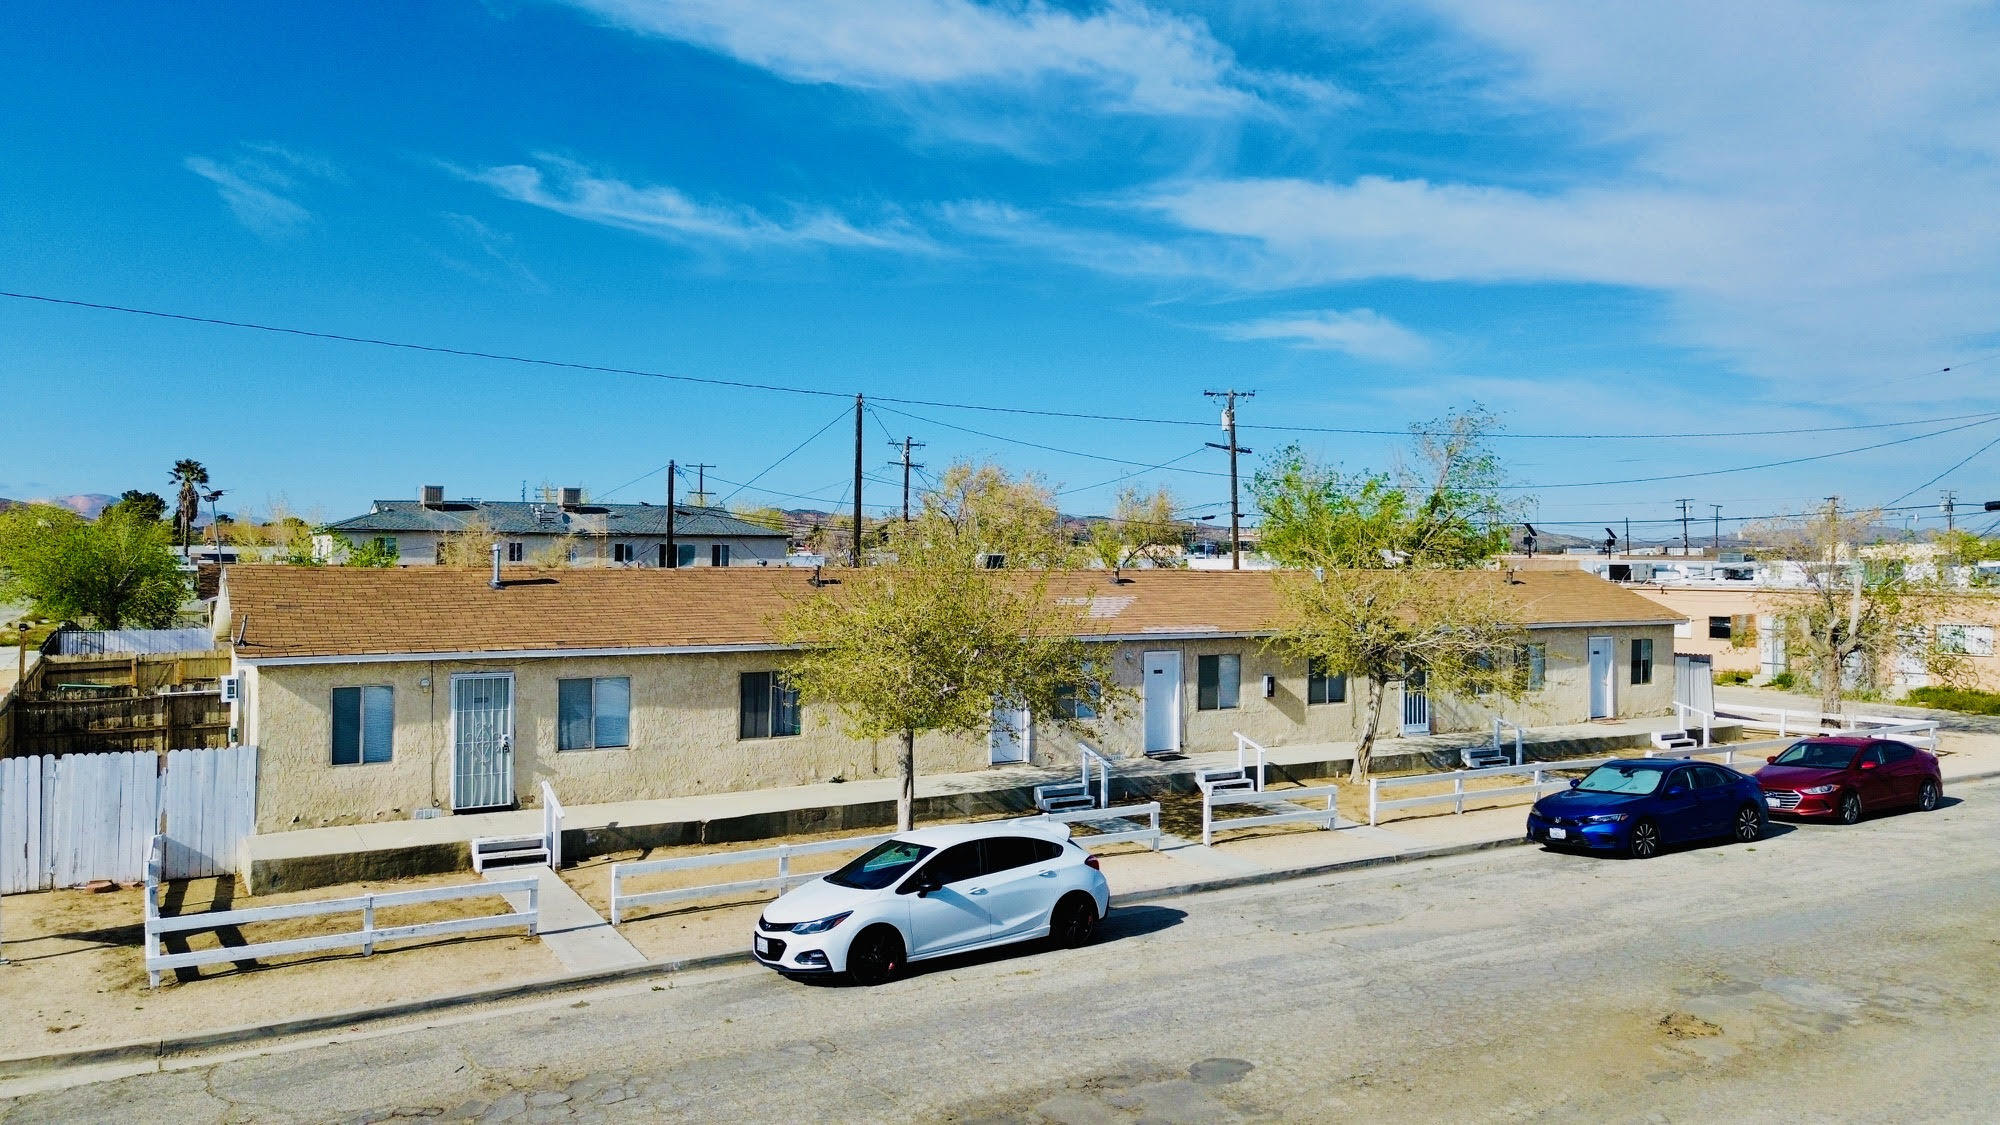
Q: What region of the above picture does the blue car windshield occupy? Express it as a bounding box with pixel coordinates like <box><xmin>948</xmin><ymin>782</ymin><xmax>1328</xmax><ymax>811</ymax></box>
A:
<box><xmin>824</xmin><ymin>840</ymin><xmax>934</xmax><ymax>890</ymax></box>
<box><xmin>1575</xmin><ymin>765</ymin><xmax>1665</xmax><ymax>795</ymax></box>
<box><xmin>1773</xmin><ymin>741</ymin><xmax>1856</xmax><ymax>769</ymax></box>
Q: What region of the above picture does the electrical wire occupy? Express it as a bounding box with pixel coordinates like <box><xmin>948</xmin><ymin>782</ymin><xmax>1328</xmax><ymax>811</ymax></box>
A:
<box><xmin>872</xmin><ymin>402</ymin><xmax>1229</xmax><ymax>477</ymax></box>
<box><xmin>1883</xmin><ymin>433</ymin><xmax>2000</xmax><ymax>507</ymax></box>
<box><xmin>717</xmin><ymin>405</ymin><xmax>852</xmax><ymax>507</ymax></box>
<box><xmin>11</xmin><ymin>289</ymin><xmax>1999</xmax><ymax>441</ymax></box>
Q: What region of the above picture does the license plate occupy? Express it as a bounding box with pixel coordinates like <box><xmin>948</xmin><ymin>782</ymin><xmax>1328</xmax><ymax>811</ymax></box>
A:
<box><xmin>754</xmin><ymin>936</ymin><xmax>772</xmax><ymax>957</ymax></box>
<box><xmin>1547</xmin><ymin>827</ymin><xmax>1568</xmax><ymax>840</ymax></box>
<box><xmin>1765</xmin><ymin>796</ymin><xmax>1781</xmax><ymax>807</ymax></box>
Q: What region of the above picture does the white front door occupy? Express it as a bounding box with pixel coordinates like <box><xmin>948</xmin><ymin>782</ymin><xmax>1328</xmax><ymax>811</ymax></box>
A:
<box><xmin>1588</xmin><ymin>636</ymin><xmax>1615</xmax><ymax>719</ymax></box>
<box><xmin>451</xmin><ymin>672</ymin><xmax>515</xmax><ymax>811</ymax></box>
<box><xmin>988</xmin><ymin>701</ymin><xmax>1030</xmax><ymax>764</ymax></box>
<box><xmin>1141</xmin><ymin>650</ymin><xmax>1181</xmax><ymax>754</ymax></box>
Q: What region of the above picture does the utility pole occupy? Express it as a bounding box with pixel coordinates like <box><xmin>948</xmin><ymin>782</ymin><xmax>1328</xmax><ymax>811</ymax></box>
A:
<box><xmin>893</xmin><ymin>436</ymin><xmax>926</xmax><ymax>523</ymax></box>
<box><xmin>664</xmin><ymin>460</ymin><xmax>677</xmax><ymax>567</ymax></box>
<box><xmin>1941</xmin><ymin>490</ymin><xmax>1957</xmax><ymax>533</ymax></box>
<box><xmin>1623</xmin><ymin>517</ymin><xmax>1630</xmax><ymax>555</ymax></box>
<box><xmin>1204</xmin><ymin>389</ymin><xmax>1255</xmax><ymax>570</ymax></box>
<box><xmin>686</xmin><ymin>463</ymin><xmax>716</xmax><ymax>508</ymax></box>
<box><xmin>1711</xmin><ymin>504</ymin><xmax>1723</xmax><ymax>553</ymax></box>
<box><xmin>1675</xmin><ymin>499</ymin><xmax>1694</xmax><ymax>555</ymax></box>
<box><xmin>851</xmin><ymin>394</ymin><xmax>864</xmax><ymax>568</ymax></box>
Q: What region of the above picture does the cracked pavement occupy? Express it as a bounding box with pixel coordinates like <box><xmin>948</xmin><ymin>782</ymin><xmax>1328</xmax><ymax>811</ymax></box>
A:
<box><xmin>5</xmin><ymin>779</ymin><xmax>1999</xmax><ymax>1122</ymax></box>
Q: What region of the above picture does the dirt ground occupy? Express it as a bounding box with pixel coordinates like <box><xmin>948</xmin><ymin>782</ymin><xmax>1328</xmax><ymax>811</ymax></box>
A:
<box><xmin>0</xmin><ymin>870</ymin><xmax>561</xmax><ymax>1059</ymax></box>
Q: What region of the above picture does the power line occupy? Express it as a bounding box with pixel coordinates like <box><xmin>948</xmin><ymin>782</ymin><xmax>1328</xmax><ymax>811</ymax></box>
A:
<box><xmin>11</xmin><ymin>289</ymin><xmax>2000</xmax><ymax>442</ymax></box>
<box><xmin>1884</xmin><ymin>434</ymin><xmax>2000</xmax><ymax>507</ymax></box>
<box><xmin>717</xmin><ymin>404</ymin><xmax>852</xmax><ymax>507</ymax></box>
<box><xmin>872</xmin><ymin>402</ymin><xmax>1230</xmax><ymax>478</ymax></box>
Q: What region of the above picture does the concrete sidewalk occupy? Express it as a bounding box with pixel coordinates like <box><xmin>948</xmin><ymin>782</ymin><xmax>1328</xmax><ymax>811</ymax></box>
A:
<box><xmin>482</xmin><ymin>864</ymin><xmax>644</xmax><ymax>974</ymax></box>
<box><xmin>243</xmin><ymin>713</ymin><xmax>1714</xmax><ymax>893</ymax></box>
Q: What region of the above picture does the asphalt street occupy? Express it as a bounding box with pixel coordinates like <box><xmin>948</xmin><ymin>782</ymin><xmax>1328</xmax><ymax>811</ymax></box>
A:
<box><xmin>7</xmin><ymin>779</ymin><xmax>1999</xmax><ymax>1123</ymax></box>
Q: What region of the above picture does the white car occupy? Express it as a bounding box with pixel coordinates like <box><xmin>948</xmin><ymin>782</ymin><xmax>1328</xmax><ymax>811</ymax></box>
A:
<box><xmin>751</xmin><ymin>820</ymin><xmax>1111</xmax><ymax>984</ymax></box>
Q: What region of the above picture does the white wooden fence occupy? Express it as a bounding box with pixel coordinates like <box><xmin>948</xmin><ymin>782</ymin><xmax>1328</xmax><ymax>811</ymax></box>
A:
<box><xmin>1202</xmin><ymin>785</ymin><xmax>1340</xmax><ymax>846</ymax></box>
<box><xmin>143</xmin><ymin>835</ymin><xmax>537</xmax><ymax>987</ymax></box>
<box><xmin>610</xmin><ymin>833</ymin><xmax>897</xmax><ymax>925</ymax></box>
<box><xmin>1</xmin><ymin>745</ymin><xmax>257</xmax><ymax>893</ymax></box>
<box><xmin>1019</xmin><ymin>802</ymin><xmax>1164</xmax><ymax>850</ymax></box>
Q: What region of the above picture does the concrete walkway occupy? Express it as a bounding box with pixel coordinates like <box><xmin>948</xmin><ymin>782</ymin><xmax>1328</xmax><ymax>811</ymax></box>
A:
<box><xmin>481</xmin><ymin>864</ymin><xmax>645</xmax><ymax>974</ymax></box>
<box><xmin>243</xmin><ymin>713</ymin><xmax>1716</xmax><ymax>893</ymax></box>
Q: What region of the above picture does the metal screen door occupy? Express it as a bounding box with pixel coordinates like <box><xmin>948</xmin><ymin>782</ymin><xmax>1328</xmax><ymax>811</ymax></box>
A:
<box><xmin>451</xmin><ymin>673</ymin><xmax>515</xmax><ymax>811</ymax></box>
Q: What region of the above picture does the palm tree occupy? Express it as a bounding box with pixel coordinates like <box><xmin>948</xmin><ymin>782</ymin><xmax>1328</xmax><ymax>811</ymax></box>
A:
<box><xmin>171</xmin><ymin>459</ymin><xmax>208</xmax><ymax>552</ymax></box>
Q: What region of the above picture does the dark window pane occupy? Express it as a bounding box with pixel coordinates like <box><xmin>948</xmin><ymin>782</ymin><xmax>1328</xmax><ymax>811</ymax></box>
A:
<box><xmin>740</xmin><ymin>672</ymin><xmax>772</xmax><ymax>739</ymax></box>
<box><xmin>772</xmin><ymin>677</ymin><xmax>801</xmax><ymax>736</ymax></box>
<box><xmin>982</xmin><ymin>836</ymin><xmax>1040</xmax><ymax>875</ymax></box>
<box><xmin>1197</xmin><ymin>655</ymin><xmax>1219</xmax><ymax>710</ymax></box>
<box><xmin>921</xmin><ymin>842</ymin><xmax>983</xmax><ymax>886</ymax></box>
<box><xmin>558</xmin><ymin>678</ymin><xmax>593</xmax><ymax>750</ymax></box>
<box><xmin>361</xmin><ymin>685</ymin><xmax>394</xmax><ymax>763</ymax></box>
<box><xmin>1216</xmin><ymin>655</ymin><xmax>1240</xmax><ymax>709</ymax></box>
<box><xmin>594</xmin><ymin>677</ymin><xmax>630</xmax><ymax>748</ymax></box>
<box><xmin>1034</xmin><ymin>839</ymin><xmax>1063</xmax><ymax>862</ymax></box>
<box><xmin>1708</xmin><ymin>616</ymin><xmax>1732</xmax><ymax>639</ymax></box>
<box><xmin>332</xmin><ymin>686</ymin><xmax>360</xmax><ymax>765</ymax></box>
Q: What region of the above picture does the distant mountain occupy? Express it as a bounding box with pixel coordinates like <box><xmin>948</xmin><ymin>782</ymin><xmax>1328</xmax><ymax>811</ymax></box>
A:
<box><xmin>0</xmin><ymin>494</ymin><xmax>117</xmax><ymax>518</ymax></box>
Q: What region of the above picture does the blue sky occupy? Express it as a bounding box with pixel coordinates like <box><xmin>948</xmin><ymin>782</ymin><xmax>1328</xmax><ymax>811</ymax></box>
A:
<box><xmin>6</xmin><ymin>1</ymin><xmax>2000</xmax><ymax>539</ymax></box>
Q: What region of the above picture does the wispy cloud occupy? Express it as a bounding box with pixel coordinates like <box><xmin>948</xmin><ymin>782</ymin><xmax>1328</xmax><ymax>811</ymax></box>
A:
<box><xmin>559</xmin><ymin>0</ymin><xmax>1336</xmax><ymax>116</ymax></box>
<box><xmin>460</xmin><ymin>156</ymin><xmax>936</xmax><ymax>252</ymax></box>
<box><xmin>437</xmin><ymin>213</ymin><xmax>546</xmax><ymax>292</ymax></box>
<box><xmin>1221</xmin><ymin>308</ymin><xmax>1432</xmax><ymax>364</ymax></box>
<box><xmin>183</xmin><ymin>145</ymin><xmax>337</xmax><ymax>237</ymax></box>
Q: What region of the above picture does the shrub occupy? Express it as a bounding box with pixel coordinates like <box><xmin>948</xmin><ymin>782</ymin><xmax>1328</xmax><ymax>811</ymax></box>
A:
<box><xmin>1768</xmin><ymin>671</ymin><xmax>1797</xmax><ymax>691</ymax></box>
<box><xmin>1904</xmin><ymin>686</ymin><xmax>2000</xmax><ymax>715</ymax></box>
<box><xmin>1715</xmin><ymin>669</ymin><xmax>1753</xmax><ymax>685</ymax></box>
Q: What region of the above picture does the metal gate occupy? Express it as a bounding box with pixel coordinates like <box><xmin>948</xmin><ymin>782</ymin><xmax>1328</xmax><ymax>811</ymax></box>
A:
<box><xmin>1401</xmin><ymin>668</ymin><xmax>1431</xmax><ymax>735</ymax></box>
<box><xmin>451</xmin><ymin>673</ymin><xmax>515</xmax><ymax>811</ymax></box>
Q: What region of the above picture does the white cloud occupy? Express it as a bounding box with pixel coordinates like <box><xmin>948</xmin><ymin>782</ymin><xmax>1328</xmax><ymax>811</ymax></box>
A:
<box><xmin>559</xmin><ymin>0</ymin><xmax>1335</xmax><ymax>116</ymax></box>
<box><xmin>184</xmin><ymin>150</ymin><xmax>320</xmax><ymax>236</ymax></box>
<box><xmin>461</xmin><ymin>157</ymin><xmax>936</xmax><ymax>252</ymax></box>
<box><xmin>1222</xmin><ymin>308</ymin><xmax>1431</xmax><ymax>364</ymax></box>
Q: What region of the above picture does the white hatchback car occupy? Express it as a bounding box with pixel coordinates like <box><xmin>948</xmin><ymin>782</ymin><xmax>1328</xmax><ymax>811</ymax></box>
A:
<box><xmin>751</xmin><ymin>820</ymin><xmax>1111</xmax><ymax>984</ymax></box>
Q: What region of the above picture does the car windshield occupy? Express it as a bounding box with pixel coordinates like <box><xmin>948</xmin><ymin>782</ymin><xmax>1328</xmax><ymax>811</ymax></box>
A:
<box><xmin>1575</xmin><ymin>765</ymin><xmax>1666</xmax><ymax>795</ymax></box>
<box><xmin>1773</xmin><ymin>741</ymin><xmax>1857</xmax><ymax>769</ymax></box>
<box><xmin>824</xmin><ymin>840</ymin><xmax>934</xmax><ymax>890</ymax></box>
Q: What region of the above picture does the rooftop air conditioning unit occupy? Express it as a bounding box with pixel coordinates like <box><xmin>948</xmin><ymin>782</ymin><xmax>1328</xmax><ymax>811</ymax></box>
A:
<box><xmin>421</xmin><ymin>484</ymin><xmax>445</xmax><ymax>507</ymax></box>
<box><xmin>559</xmin><ymin>486</ymin><xmax>584</xmax><ymax>508</ymax></box>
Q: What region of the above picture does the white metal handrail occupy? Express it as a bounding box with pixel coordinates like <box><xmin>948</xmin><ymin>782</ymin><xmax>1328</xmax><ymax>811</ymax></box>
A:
<box><xmin>610</xmin><ymin>832</ymin><xmax>897</xmax><ymax>925</ymax></box>
<box><xmin>1491</xmin><ymin>718</ymin><xmax>1526</xmax><ymax>764</ymax></box>
<box><xmin>1233</xmin><ymin>731</ymin><xmax>1268</xmax><ymax>791</ymax></box>
<box><xmin>541</xmin><ymin>780</ymin><xmax>565</xmax><ymax>869</ymax></box>
<box><xmin>143</xmin><ymin>835</ymin><xmax>537</xmax><ymax>987</ymax></box>
<box><xmin>1672</xmin><ymin>701</ymin><xmax>1714</xmax><ymax>746</ymax></box>
<box><xmin>1079</xmin><ymin>741</ymin><xmax>1113</xmax><ymax>808</ymax></box>
<box><xmin>1202</xmin><ymin>784</ymin><xmax>1338</xmax><ymax>846</ymax></box>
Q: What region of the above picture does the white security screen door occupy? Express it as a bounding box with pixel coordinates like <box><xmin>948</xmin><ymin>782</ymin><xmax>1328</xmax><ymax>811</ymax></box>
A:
<box><xmin>1141</xmin><ymin>651</ymin><xmax>1181</xmax><ymax>754</ymax></box>
<box><xmin>1400</xmin><ymin>667</ymin><xmax>1431</xmax><ymax>735</ymax></box>
<box><xmin>452</xmin><ymin>672</ymin><xmax>515</xmax><ymax>811</ymax></box>
<box><xmin>989</xmin><ymin>701</ymin><xmax>1030</xmax><ymax>764</ymax></box>
<box><xmin>1588</xmin><ymin>636</ymin><xmax>1615</xmax><ymax>718</ymax></box>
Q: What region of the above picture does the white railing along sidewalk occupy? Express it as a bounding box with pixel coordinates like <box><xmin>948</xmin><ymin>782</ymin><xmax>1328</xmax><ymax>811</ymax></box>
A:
<box><xmin>1493</xmin><ymin>718</ymin><xmax>1525</xmax><ymax>764</ymax></box>
<box><xmin>1197</xmin><ymin>732</ymin><xmax>1269</xmax><ymax>795</ymax></box>
<box><xmin>541</xmin><ymin>780</ymin><xmax>565</xmax><ymax>869</ymax></box>
<box><xmin>1035</xmin><ymin>741</ymin><xmax>1115</xmax><ymax>812</ymax></box>
<box><xmin>142</xmin><ymin>835</ymin><xmax>538</xmax><ymax>988</ymax></box>
<box><xmin>1201</xmin><ymin>784</ymin><xmax>1338</xmax><ymax>846</ymax></box>
<box><xmin>1672</xmin><ymin>701</ymin><xmax>1714</xmax><ymax>746</ymax></box>
<box><xmin>609</xmin><ymin>833</ymin><xmax>896</xmax><ymax>925</ymax></box>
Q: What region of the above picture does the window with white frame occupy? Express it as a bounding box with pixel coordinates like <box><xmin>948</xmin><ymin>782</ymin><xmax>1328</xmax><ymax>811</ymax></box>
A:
<box><xmin>1055</xmin><ymin>668</ymin><xmax>1101</xmax><ymax>720</ymax></box>
<box><xmin>331</xmin><ymin>685</ymin><xmax>394</xmax><ymax>765</ymax></box>
<box><xmin>1516</xmin><ymin>643</ymin><xmax>1547</xmax><ymax>691</ymax></box>
<box><xmin>506</xmin><ymin>541</ymin><xmax>524</xmax><ymax>562</ymax></box>
<box><xmin>740</xmin><ymin>671</ymin><xmax>801</xmax><ymax>738</ymax></box>
<box><xmin>612</xmin><ymin>542</ymin><xmax>636</xmax><ymax>564</ymax></box>
<box><xmin>1937</xmin><ymin>624</ymin><xmax>1995</xmax><ymax>657</ymax></box>
<box><xmin>711</xmin><ymin>544</ymin><xmax>731</xmax><ymax>567</ymax></box>
<box><xmin>558</xmin><ymin>677</ymin><xmax>630</xmax><ymax>750</ymax></box>
<box><xmin>1307</xmin><ymin>658</ymin><xmax>1346</xmax><ymax>704</ymax></box>
<box><xmin>1197</xmin><ymin>654</ymin><xmax>1240</xmax><ymax>710</ymax></box>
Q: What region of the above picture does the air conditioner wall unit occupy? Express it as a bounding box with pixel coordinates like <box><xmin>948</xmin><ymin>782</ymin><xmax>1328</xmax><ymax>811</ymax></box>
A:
<box><xmin>220</xmin><ymin>675</ymin><xmax>242</xmax><ymax>703</ymax></box>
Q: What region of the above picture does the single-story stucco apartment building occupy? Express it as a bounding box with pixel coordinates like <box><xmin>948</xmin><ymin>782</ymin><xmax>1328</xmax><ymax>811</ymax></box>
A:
<box><xmin>215</xmin><ymin>565</ymin><xmax>1683</xmax><ymax>833</ymax></box>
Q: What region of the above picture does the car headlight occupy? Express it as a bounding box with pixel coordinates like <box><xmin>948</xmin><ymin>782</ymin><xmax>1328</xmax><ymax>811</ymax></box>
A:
<box><xmin>790</xmin><ymin>911</ymin><xmax>852</xmax><ymax>935</ymax></box>
<box><xmin>1798</xmin><ymin>784</ymin><xmax>1838</xmax><ymax>795</ymax></box>
<box><xmin>1580</xmin><ymin>813</ymin><xmax>1628</xmax><ymax>825</ymax></box>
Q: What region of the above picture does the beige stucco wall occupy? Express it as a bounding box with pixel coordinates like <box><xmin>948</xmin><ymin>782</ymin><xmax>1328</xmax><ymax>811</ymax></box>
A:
<box><xmin>244</xmin><ymin>623</ymin><xmax>1678</xmax><ymax>832</ymax></box>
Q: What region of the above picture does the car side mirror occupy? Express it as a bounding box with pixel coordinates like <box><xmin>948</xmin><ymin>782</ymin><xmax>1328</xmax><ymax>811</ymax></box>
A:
<box><xmin>1765</xmin><ymin>755</ymin><xmax>1778</xmax><ymax>764</ymax></box>
<box><xmin>1667</xmin><ymin>785</ymin><xmax>1689</xmax><ymax>797</ymax></box>
<box><xmin>1568</xmin><ymin>778</ymin><xmax>1580</xmax><ymax>789</ymax></box>
<box><xmin>903</xmin><ymin>876</ymin><xmax>940</xmax><ymax>897</ymax></box>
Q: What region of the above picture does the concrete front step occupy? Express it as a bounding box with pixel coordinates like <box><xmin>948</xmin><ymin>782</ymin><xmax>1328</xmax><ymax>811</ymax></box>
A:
<box><xmin>241</xmin><ymin>715</ymin><xmax>1737</xmax><ymax>894</ymax></box>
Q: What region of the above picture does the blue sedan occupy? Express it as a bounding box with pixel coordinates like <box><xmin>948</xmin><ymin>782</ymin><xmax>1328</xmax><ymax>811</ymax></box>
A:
<box><xmin>1525</xmin><ymin>759</ymin><xmax>1768</xmax><ymax>859</ymax></box>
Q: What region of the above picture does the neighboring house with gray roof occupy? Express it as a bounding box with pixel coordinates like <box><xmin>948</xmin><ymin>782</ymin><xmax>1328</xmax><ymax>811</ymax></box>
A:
<box><xmin>319</xmin><ymin>485</ymin><xmax>791</xmax><ymax>567</ymax></box>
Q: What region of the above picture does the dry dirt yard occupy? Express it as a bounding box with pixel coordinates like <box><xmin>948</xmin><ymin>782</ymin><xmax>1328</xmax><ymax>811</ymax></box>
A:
<box><xmin>0</xmin><ymin>870</ymin><xmax>560</xmax><ymax>1059</ymax></box>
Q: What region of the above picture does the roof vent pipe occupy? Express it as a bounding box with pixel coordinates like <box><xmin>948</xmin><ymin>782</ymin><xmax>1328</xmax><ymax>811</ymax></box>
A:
<box><xmin>490</xmin><ymin>543</ymin><xmax>504</xmax><ymax>589</ymax></box>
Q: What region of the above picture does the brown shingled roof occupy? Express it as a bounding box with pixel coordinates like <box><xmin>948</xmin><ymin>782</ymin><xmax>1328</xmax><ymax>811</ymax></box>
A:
<box><xmin>220</xmin><ymin>565</ymin><xmax>1681</xmax><ymax>660</ymax></box>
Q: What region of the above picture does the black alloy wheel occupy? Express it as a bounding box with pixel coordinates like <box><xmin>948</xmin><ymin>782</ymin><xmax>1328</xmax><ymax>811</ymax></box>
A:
<box><xmin>1918</xmin><ymin>779</ymin><xmax>1941</xmax><ymax>811</ymax></box>
<box><xmin>846</xmin><ymin>926</ymin><xmax>904</xmax><ymax>986</ymax></box>
<box><xmin>1838</xmin><ymin>792</ymin><xmax>1863</xmax><ymax>825</ymax></box>
<box><xmin>1734</xmin><ymin>805</ymin><xmax>1763</xmax><ymax>842</ymax></box>
<box><xmin>1626</xmin><ymin>819</ymin><xmax>1661</xmax><ymax>859</ymax></box>
<box><xmin>1052</xmin><ymin>895</ymin><xmax>1100</xmax><ymax>948</ymax></box>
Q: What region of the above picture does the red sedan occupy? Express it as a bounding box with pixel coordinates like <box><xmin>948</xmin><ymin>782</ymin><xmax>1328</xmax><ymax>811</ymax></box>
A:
<box><xmin>1755</xmin><ymin>736</ymin><xmax>1942</xmax><ymax>824</ymax></box>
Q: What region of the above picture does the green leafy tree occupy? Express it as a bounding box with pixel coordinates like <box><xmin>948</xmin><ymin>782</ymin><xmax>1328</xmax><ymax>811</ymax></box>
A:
<box><xmin>1088</xmin><ymin>486</ymin><xmax>1187</xmax><ymax>570</ymax></box>
<box><xmin>170</xmin><ymin>458</ymin><xmax>209</xmax><ymax>552</ymax></box>
<box><xmin>1253</xmin><ymin>408</ymin><xmax>1527</xmax><ymax>780</ymax></box>
<box><xmin>778</xmin><ymin>467</ymin><xmax>1121</xmax><ymax>830</ymax></box>
<box><xmin>0</xmin><ymin>504</ymin><xmax>187</xmax><ymax>629</ymax></box>
<box><xmin>343</xmin><ymin>536</ymin><xmax>400</xmax><ymax>568</ymax></box>
<box><xmin>106</xmin><ymin>490</ymin><xmax>169</xmax><ymax>524</ymax></box>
